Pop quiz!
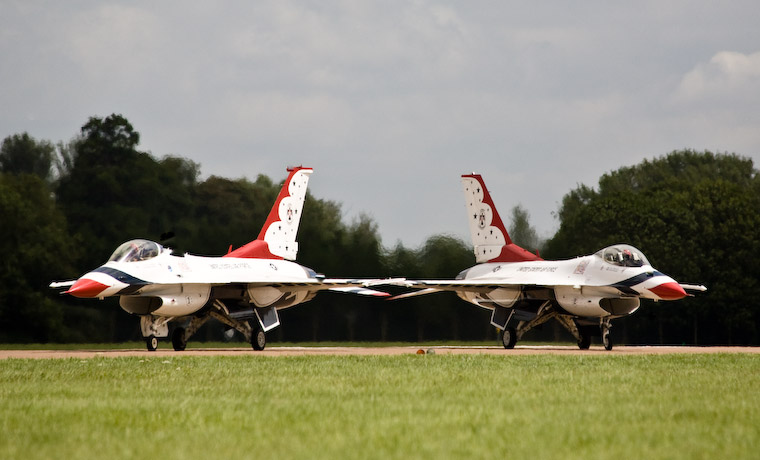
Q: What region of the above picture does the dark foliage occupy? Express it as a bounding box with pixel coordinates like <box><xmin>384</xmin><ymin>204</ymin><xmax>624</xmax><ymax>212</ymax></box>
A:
<box><xmin>0</xmin><ymin>117</ymin><xmax>756</xmax><ymax>345</ymax></box>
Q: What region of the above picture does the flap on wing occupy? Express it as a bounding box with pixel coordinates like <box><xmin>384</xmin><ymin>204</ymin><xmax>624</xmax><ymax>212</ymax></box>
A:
<box><xmin>388</xmin><ymin>288</ymin><xmax>443</xmax><ymax>300</ymax></box>
<box><xmin>243</xmin><ymin>277</ymin><xmax>408</xmax><ymax>292</ymax></box>
<box><xmin>329</xmin><ymin>287</ymin><xmax>390</xmax><ymax>297</ymax></box>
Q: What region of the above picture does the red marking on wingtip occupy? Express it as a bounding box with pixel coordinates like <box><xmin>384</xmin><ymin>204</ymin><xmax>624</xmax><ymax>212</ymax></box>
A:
<box><xmin>66</xmin><ymin>278</ymin><xmax>110</xmax><ymax>298</ymax></box>
<box><xmin>650</xmin><ymin>282</ymin><xmax>687</xmax><ymax>300</ymax></box>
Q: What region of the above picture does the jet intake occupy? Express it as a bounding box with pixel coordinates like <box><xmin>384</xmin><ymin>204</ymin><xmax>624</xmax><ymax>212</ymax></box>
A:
<box><xmin>485</xmin><ymin>288</ymin><xmax>521</xmax><ymax>307</ymax></box>
<box><xmin>455</xmin><ymin>287</ymin><xmax>520</xmax><ymax>308</ymax></box>
<box><xmin>120</xmin><ymin>296</ymin><xmax>162</xmax><ymax>315</ymax></box>
<box><xmin>554</xmin><ymin>287</ymin><xmax>641</xmax><ymax>317</ymax></box>
<box><xmin>119</xmin><ymin>286</ymin><xmax>211</xmax><ymax>317</ymax></box>
<box><xmin>600</xmin><ymin>297</ymin><xmax>640</xmax><ymax>316</ymax></box>
<box><xmin>248</xmin><ymin>286</ymin><xmax>284</xmax><ymax>307</ymax></box>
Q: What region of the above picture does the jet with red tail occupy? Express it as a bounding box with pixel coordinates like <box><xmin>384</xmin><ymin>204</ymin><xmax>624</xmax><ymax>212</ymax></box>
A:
<box><xmin>51</xmin><ymin>167</ymin><xmax>395</xmax><ymax>351</ymax></box>
<box><xmin>393</xmin><ymin>173</ymin><xmax>706</xmax><ymax>350</ymax></box>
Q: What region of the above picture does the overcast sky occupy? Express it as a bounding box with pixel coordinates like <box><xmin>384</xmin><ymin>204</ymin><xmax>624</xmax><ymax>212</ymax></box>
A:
<box><xmin>3</xmin><ymin>1</ymin><xmax>759</xmax><ymax>249</ymax></box>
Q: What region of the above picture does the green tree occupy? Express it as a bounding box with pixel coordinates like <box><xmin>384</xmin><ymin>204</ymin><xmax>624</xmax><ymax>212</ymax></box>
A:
<box><xmin>380</xmin><ymin>235</ymin><xmax>482</xmax><ymax>342</ymax></box>
<box><xmin>508</xmin><ymin>204</ymin><xmax>541</xmax><ymax>252</ymax></box>
<box><xmin>0</xmin><ymin>133</ymin><xmax>55</xmax><ymax>182</ymax></box>
<box><xmin>188</xmin><ymin>174</ymin><xmax>278</xmax><ymax>256</ymax></box>
<box><xmin>545</xmin><ymin>150</ymin><xmax>760</xmax><ymax>345</ymax></box>
<box><xmin>56</xmin><ymin>114</ymin><xmax>199</xmax><ymax>269</ymax></box>
<box><xmin>0</xmin><ymin>173</ymin><xmax>106</xmax><ymax>342</ymax></box>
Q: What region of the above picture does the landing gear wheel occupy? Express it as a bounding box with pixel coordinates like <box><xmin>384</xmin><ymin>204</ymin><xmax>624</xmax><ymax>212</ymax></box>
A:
<box><xmin>172</xmin><ymin>327</ymin><xmax>187</xmax><ymax>351</ymax></box>
<box><xmin>251</xmin><ymin>328</ymin><xmax>266</xmax><ymax>351</ymax></box>
<box><xmin>577</xmin><ymin>332</ymin><xmax>591</xmax><ymax>350</ymax></box>
<box><xmin>146</xmin><ymin>335</ymin><xmax>158</xmax><ymax>351</ymax></box>
<box><xmin>602</xmin><ymin>329</ymin><xmax>613</xmax><ymax>351</ymax></box>
<box><xmin>501</xmin><ymin>327</ymin><xmax>517</xmax><ymax>349</ymax></box>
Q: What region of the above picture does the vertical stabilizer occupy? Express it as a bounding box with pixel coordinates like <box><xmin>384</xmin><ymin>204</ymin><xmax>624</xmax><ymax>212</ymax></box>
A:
<box><xmin>461</xmin><ymin>174</ymin><xmax>542</xmax><ymax>263</ymax></box>
<box><xmin>225</xmin><ymin>167</ymin><xmax>313</xmax><ymax>260</ymax></box>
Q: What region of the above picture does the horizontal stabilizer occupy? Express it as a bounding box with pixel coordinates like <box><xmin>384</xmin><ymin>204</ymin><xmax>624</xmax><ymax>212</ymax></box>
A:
<box><xmin>388</xmin><ymin>288</ymin><xmax>443</xmax><ymax>300</ymax></box>
<box><xmin>329</xmin><ymin>287</ymin><xmax>390</xmax><ymax>297</ymax></box>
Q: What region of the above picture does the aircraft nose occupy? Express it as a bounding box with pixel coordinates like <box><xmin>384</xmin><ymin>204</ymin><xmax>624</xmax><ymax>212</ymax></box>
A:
<box><xmin>65</xmin><ymin>278</ymin><xmax>111</xmax><ymax>298</ymax></box>
<box><xmin>649</xmin><ymin>281</ymin><xmax>687</xmax><ymax>300</ymax></box>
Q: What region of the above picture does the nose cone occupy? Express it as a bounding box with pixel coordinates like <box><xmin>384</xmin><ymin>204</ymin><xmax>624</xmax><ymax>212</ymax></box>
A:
<box><xmin>65</xmin><ymin>278</ymin><xmax>111</xmax><ymax>298</ymax></box>
<box><xmin>650</xmin><ymin>281</ymin><xmax>687</xmax><ymax>300</ymax></box>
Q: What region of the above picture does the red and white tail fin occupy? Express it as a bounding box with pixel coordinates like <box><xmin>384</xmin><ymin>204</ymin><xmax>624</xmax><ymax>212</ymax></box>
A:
<box><xmin>225</xmin><ymin>167</ymin><xmax>313</xmax><ymax>260</ymax></box>
<box><xmin>461</xmin><ymin>174</ymin><xmax>542</xmax><ymax>263</ymax></box>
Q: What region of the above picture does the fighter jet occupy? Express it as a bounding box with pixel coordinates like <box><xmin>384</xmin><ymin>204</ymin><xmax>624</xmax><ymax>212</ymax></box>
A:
<box><xmin>393</xmin><ymin>173</ymin><xmax>706</xmax><ymax>350</ymax></box>
<box><xmin>51</xmin><ymin>167</ymin><xmax>394</xmax><ymax>351</ymax></box>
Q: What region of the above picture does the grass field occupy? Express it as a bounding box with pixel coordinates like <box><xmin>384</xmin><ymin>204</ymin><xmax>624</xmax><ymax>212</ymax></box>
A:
<box><xmin>1</xmin><ymin>354</ymin><xmax>758</xmax><ymax>460</ymax></box>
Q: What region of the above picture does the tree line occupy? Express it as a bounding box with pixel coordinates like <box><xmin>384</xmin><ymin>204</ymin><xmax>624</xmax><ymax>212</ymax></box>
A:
<box><xmin>1</xmin><ymin>114</ymin><xmax>758</xmax><ymax>344</ymax></box>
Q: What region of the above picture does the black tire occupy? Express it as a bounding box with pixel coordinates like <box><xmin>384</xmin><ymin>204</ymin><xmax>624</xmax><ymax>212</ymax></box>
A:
<box><xmin>251</xmin><ymin>328</ymin><xmax>266</xmax><ymax>351</ymax></box>
<box><xmin>602</xmin><ymin>329</ymin><xmax>613</xmax><ymax>351</ymax></box>
<box><xmin>146</xmin><ymin>335</ymin><xmax>158</xmax><ymax>351</ymax></box>
<box><xmin>577</xmin><ymin>332</ymin><xmax>591</xmax><ymax>350</ymax></box>
<box><xmin>501</xmin><ymin>327</ymin><xmax>517</xmax><ymax>349</ymax></box>
<box><xmin>172</xmin><ymin>327</ymin><xmax>187</xmax><ymax>351</ymax></box>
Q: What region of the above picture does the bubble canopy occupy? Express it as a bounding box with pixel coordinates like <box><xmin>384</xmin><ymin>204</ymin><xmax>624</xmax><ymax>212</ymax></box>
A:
<box><xmin>108</xmin><ymin>240</ymin><xmax>163</xmax><ymax>263</ymax></box>
<box><xmin>595</xmin><ymin>244</ymin><xmax>650</xmax><ymax>268</ymax></box>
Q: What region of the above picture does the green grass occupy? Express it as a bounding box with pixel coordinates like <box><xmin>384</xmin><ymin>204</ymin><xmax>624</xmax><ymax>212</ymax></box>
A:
<box><xmin>1</xmin><ymin>354</ymin><xmax>758</xmax><ymax>459</ymax></box>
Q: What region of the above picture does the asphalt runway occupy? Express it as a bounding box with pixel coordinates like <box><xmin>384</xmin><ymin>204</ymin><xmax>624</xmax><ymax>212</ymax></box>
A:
<box><xmin>1</xmin><ymin>345</ymin><xmax>759</xmax><ymax>359</ymax></box>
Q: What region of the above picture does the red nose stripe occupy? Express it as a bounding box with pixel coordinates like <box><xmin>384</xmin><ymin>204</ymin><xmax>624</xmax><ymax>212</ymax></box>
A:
<box><xmin>66</xmin><ymin>279</ymin><xmax>110</xmax><ymax>298</ymax></box>
<box><xmin>650</xmin><ymin>282</ymin><xmax>687</xmax><ymax>300</ymax></box>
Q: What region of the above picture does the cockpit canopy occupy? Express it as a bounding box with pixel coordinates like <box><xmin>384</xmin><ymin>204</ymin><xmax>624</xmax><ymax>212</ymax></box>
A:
<box><xmin>108</xmin><ymin>239</ymin><xmax>163</xmax><ymax>263</ymax></box>
<box><xmin>596</xmin><ymin>244</ymin><xmax>650</xmax><ymax>268</ymax></box>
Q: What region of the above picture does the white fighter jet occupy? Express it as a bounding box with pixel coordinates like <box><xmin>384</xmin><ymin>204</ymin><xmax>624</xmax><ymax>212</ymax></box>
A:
<box><xmin>51</xmin><ymin>167</ymin><xmax>393</xmax><ymax>351</ymax></box>
<box><xmin>394</xmin><ymin>173</ymin><xmax>706</xmax><ymax>350</ymax></box>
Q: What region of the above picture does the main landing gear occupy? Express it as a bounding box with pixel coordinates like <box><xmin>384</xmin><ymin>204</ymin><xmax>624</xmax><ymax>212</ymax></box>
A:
<box><xmin>500</xmin><ymin>327</ymin><xmax>517</xmax><ymax>349</ymax></box>
<box><xmin>172</xmin><ymin>327</ymin><xmax>187</xmax><ymax>351</ymax></box>
<box><xmin>251</xmin><ymin>326</ymin><xmax>266</xmax><ymax>351</ymax></box>
<box><xmin>576</xmin><ymin>320</ymin><xmax>613</xmax><ymax>351</ymax></box>
<box><xmin>494</xmin><ymin>303</ymin><xmax>616</xmax><ymax>351</ymax></box>
<box><xmin>140</xmin><ymin>300</ymin><xmax>270</xmax><ymax>351</ymax></box>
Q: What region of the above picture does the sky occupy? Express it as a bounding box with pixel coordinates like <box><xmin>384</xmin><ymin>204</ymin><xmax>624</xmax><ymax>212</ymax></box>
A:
<box><xmin>2</xmin><ymin>1</ymin><xmax>759</xmax><ymax>249</ymax></box>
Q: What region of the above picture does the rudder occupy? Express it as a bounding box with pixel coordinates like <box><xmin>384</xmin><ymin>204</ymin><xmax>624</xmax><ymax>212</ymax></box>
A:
<box><xmin>226</xmin><ymin>167</ymin><xmax>312</xmax><ymax>260</ymax></box>
<box><xmin>461</xmin><ymin>174</ymin><xmax>542</xmax><ymax>263</ymax></box>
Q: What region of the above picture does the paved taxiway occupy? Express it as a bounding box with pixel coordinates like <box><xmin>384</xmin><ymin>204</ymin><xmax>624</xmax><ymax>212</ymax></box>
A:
<box><xmin>1</xmin><ymin>346</ymin><xmax>759</xmax><ymax>359</ymax></box>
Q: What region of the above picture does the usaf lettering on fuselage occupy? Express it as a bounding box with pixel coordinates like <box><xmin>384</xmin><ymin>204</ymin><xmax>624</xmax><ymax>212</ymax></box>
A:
<box><xmin>209</xmin><ymin>262</ymin><xmax>252</xmax><ymax>270</ymax></box>
<box><xmin>517</xmin><ymin>266</ymin><xmax>558</xmax><ymax>273</ymax></box>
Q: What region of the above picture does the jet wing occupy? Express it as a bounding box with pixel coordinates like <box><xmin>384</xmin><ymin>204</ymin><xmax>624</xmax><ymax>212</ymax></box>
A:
<box><xmin>242</xmin><ymin>277</ymin><xmax>407</xmax><ymax>297</ymax></box>
<box><xmin>388</xmin><ymin>279</ymin><xmax>558</xmax><ymax>300</ymax></box>
<box><xmin>389</xmin><ymin>280</ymin><xmax>512</xmax><ymax>300</ymax></box>
<box><xmin>390</xmin><ymin>279</ymin><xmax>708</xmax><ymax>301</ymax></box>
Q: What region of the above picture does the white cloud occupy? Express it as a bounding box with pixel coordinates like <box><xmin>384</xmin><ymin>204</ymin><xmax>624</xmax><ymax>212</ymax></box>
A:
<box><xmin>63</xmin><ymin>5</ymin><xmax>164</xmax><ymax>82</ymax></box>
<box><xmin>675</xmin><ymin>50</ymin><xmax>760</xmax><ymax>102</ymax></box>
<box><xmin>3</xmin><ymin>1</ymin><xmax>760</xmax><ymax>246</ymax></box>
